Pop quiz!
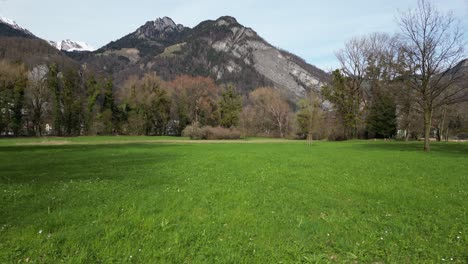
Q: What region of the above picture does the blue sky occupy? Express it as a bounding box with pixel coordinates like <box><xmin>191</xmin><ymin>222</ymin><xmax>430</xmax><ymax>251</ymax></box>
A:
<box><xmin>1</xmin><ymin>0</ymin><xmax>467</xmax><ymax>70</ymax></box>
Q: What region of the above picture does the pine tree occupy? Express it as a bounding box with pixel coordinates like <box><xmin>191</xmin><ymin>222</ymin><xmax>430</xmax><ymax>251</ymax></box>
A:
<box><xmin>48</xmin><ymin>64</ymin><xmax>62</xmax><ymax>136</ymax></box>
<box><xmin>219</xmin><ymin>84</ymin><xmax>242</xmax><ymax>128</ymax></box>
<box><xmin>366</xmin><ymin>94</ymin><xmax>397</xmax><ymax>139</ymax></box>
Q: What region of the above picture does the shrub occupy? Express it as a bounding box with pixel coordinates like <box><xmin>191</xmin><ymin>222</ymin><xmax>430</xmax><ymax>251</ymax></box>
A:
<box><xmin>182</xmin><ymin>123</ymin><xmax>241</xmax><ymax>140</ymax></box>
<box><xmin>182</xmin><ymin>123</ymin><xmax>205</xmax><ymax>140</ymax></box>
<box><xmin>203</xmin><ymin>126</ymin><xmax>241</xmax><ymax>140</ymax></box>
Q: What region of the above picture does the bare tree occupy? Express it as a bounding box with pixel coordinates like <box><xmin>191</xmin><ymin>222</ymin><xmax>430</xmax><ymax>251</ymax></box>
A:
<box><xmin>249</xmin><ymin>87</ymin><xmax>291</xmax><ymax>138</ymax></box>
<box><xmin>25</xmin><ymin>65</ymin><xmax>51</xmax><ymax>136</ymax></box>
<box><xmin>335</xmin><ymin>37</ymin><xmax>368</xmax><ymax>138</ymax></box>
<box><xmin>334</xmin><ymin>33</ymin><xmax>399</xmax><ymax>138</ymax></box>
<box><xmin>397</xmin><ymin>0</ymin><xmax>466</xmax><ymax>151</ymax></box>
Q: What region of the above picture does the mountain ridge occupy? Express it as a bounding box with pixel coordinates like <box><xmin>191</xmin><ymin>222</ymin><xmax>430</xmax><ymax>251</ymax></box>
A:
<box><xmin>79</xmin><ymin>15</ymin><xmax>328</xmax><ymax>100</ymax></box>
<box><xmin>0</xmin><ymin>15</ymin><xmax>328</xmax><ymax>100</ymax></box>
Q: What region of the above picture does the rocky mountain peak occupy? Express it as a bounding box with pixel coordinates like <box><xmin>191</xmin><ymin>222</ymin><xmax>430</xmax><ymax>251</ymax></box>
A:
<box><xmin>153</xmin><ymin>17</ymin><xmax>177</xmax><ymax>31</ymax></box>
<box><xmin>215</xmin><ymin>16</ymin><xmax>239</xmax><ymax>27</ymax></box>
<box><xmin>135</xmin><ymin>17</ymin><xmax>186</xmax><ymax>39</ymax></box>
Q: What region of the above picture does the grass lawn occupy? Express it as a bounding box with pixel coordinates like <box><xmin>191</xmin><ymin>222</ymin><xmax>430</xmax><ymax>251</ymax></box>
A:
<box><xmin>0</xmin><ymin>138</ymin><xmax>467</xmax><ymax>263</ymax></box>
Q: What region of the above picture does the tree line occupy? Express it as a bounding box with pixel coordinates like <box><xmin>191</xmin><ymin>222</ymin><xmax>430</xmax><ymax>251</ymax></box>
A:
<box><xmin>0</xmin><ymin>59</ymin><xmax>321</xmax><ymax>139</ymax></box>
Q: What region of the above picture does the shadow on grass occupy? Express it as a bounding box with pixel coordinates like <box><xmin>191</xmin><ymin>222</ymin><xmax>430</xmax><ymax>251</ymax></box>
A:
<box><xmin>354</xmin><ymin>141</ymin><xmax>468</xmax><ymax>156</ymax></box>
<box><xmin>0</xmin><ymin>143</ymin><xmax>188</xmax><ymax>184</ymax></box>
<box><xmin>0</xmin><ymin>141</ymin><xmax>188</xmax><ymax>152</ymax></box>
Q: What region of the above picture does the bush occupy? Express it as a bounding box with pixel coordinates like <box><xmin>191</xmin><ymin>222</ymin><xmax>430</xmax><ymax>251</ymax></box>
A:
<box><xmin>182</xmin><ymin>123</ymin><xmax>241</xmax><ymax>140</ymax></box>
<box><xmin>203</xmin><ymin>126</ymin><xmax>241</xmax><ymax>140</ymax></box>
<box><xmin>182</xmin><ymin>123</ymin><xmax>205</xmax><ymax>140</ymax></box>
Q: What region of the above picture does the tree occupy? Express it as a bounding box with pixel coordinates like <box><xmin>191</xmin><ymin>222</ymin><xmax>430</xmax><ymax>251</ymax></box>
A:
<box><xmin>397</xmin><ymin>0</ymin><xmax>466</xmax><ymax>151</ymax></box>
<box><xmin>168</xmin><ymin>75</ymin><xmax>220</xmax><ymax>131</ymax></box>
<box><xmin>101</xmin><ymin>78</ymin><xmax>116</xmax><ymax>135</ymax></box>
<box><xmin>119</xmin><ymin>73</ymin><xmax>171</xmax><ymax>135</ymax></box>
<box><xmin>366</xmin><ymin>94</ymin><xmax>397</xmax><ymax>138</ymax></box>
<box><xmin>0</xmin><ymin>60</ymin><xmax>27</xmax><ymax>136</ymax></box>
<box><xmin>25</xmin><ymin>65</ymin><xmax>51</xmax><ymax>136</ymax></box>
<box><xmin>322</xmin><ymin>70</ymin><xmax>361</xmax><ymax>139</ymax></box>
<box><xmin>249</xmin><ymin>87</ymin><xmax>291</xmax><ymax>138</ymax></box>
<box><xmin>219</xmin><ymin>84</ymin><xmax>242</xmax><ymax>128</ymax></box>
<box><xmin>333</xmin><ymin>36</ymin><xmax>369</xmax><ymax>138</ymax></box>
<box><xmin>48</xmin><ymin>64</ymin><xmax>62</xmax><ymax>136</ymax></box>
<box><xmin>62</xmin><ymin>69</ymin><xmax>82</xmax><ymax>136</ymax></box>
<box><xmin>84</xmin><ymin>75</ymin><xmax>101</xmax><ymax>134</ymax></box>
<box><xmin>296</xmin><ymin>91</ymin><xmax>322</xmax><ymax>141</ymax></box>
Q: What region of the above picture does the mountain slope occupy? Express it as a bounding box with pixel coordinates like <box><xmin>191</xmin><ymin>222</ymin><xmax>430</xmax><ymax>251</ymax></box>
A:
<box><xmin>80</xmin><ymin>16</ymin><xmax>328</xmax><ymax>99</ymax></box>
<box><xmin>0</xmin><ymin>17</ymin><xmax>78</xmax><ymax>68</ymax></box>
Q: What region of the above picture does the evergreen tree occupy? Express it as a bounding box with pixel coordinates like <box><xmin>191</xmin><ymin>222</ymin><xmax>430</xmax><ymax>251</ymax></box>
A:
<box><xmin>322</xmin><ymin>70</ymin><xmax>362</xmax><ymax>139</ymax></box>
<box><xmin>366</xmin><ymin>94</ymin><xmax>397</xmax><ymax>138</ymax></box>
<box><xmin>11</xmin><ymin>67</ymin><xmax>27</xmax><ymax>136</ymax></box>
<box><xmin>48</xmin><ymin>64</ymin><xmax>62</xmax><ymax>136</ymax></box>
<box><xmin>101</xmin><ymin>78</ymin><xmax>115</xmax><ymax>135</ymax></box>
<box><xmin>62</xmin><ymin>69</ymin><xmax>81</xmax><ymax>136</ymax></box>
<box><xmin>85</xmin><ymin>75</ymin><xmax>100</xmax><ymax>134</ymax></box>
<box><xmin>219</xmin><ymin>84</ymin><xmax>242</xmax><ymax>128</ymax></box>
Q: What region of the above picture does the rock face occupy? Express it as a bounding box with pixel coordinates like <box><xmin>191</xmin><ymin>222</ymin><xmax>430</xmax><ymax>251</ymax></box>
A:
<box><xmin>209</xmin><ymin>17</ymin><xmax>326</xmax><ymax>97</ymax></box>
<box><xmin>82</xmin><ymin>16</ymin><xmax>329</xmax><ymax>100</ymax></box>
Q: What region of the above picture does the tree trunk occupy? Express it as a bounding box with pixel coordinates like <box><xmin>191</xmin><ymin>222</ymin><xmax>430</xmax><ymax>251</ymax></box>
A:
<box><xmin>405</xmin><ymin>129</ymin><xmax>410</xmax><ymax>142</ymax></box>
<box><xmin>439</xmin><ymin>104</ymin><xmax>447</xmax><ymax>142</ymax></box>
<box><xmin>307</xmin><ymin>132</ymin><xmax>313</xmax><ymax>145</ymax></box>
<box><xmin>423</xmin><ymin>108</ymin><xmax>432</xmax><ymax>152</ymax></box>
<box><xmin>278</xmin><ymin>121</ymin><xmax>283</xmax><ymax>138</ymax></box>
<box><xmin>436</xmin><ymin>127</ymin><xmax>441</xmax><ymax>142</ymax></box>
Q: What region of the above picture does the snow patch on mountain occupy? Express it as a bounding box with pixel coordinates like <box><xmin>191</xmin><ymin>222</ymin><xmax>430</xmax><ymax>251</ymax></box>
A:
<box><xmin>0</xmin><ymin>16</ymin><xmax>34</xmax><ymax>36</ymax></box>
<box><xmin>49</xmin><ymin>39</ymin><xmax>95</xmax><ymax>52</ymax></box>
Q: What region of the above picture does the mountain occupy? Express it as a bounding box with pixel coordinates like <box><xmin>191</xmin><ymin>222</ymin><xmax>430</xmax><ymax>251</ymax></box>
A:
<box><xmin>0</xmin><ymin>16</ymin><xmax>35</xmax><ymax>38</ymax></box>
<box><xmin>0</xmin><ymin>17</ymin><xmax>78</xmax><ymax>68</ymax></box>
<box><xmin>49</xmin><ymin>39</ymin><xmax>95</xmax><ymax>52</ymax></box>
<box><xmin>449</xmin><ymin>59</ymin><xmax>468</xmax><ymax>76</ymax></box>
<box><xmin>0</xmin><ymin>15</ymin><xmax>329</xmax><ymax>100</ymax></box>
<box><xmin>447</xmin><ymin>59</ymin><xmax>468</xmax><ymax>100</ymax></box>
<box><xmin>78</xmin><ymin>16</ymin><xmax>329</xmax><ymax>99</ymax></box>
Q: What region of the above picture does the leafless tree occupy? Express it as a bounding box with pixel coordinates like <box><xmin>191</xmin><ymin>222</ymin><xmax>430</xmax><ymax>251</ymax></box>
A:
<box><xmin>25</xmin><ymin>65</ymin><xmax>51</xmax><ymax>136</ymax></box>
<box><xmin>249</xmin><ymin>87</ymin><xmax>291</xmax><ymax>138</ymax></box>
<box><xmin>397</xmin><ymin>0</ymin><xmax>466</xmax><ymax>151</ymax></box>
<box><xmin>334</xmin><ymin>33</ymin><xmax>400</xmax><ymax>138</ymax></box>
<box><xmin>334</xmin><ymin>37</ymin><xmax>369</xmax><ymax>138</ymax></box>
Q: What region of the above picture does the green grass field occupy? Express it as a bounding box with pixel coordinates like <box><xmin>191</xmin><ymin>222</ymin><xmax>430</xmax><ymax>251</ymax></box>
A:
<box><xmin>1</xmin><ymin>138</ymin><xmax>467</xmax><ymax>263</ymax></box>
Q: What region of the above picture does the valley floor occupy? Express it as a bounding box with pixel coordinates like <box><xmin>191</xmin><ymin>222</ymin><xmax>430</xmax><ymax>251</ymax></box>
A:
<box><xmin>0</xmin><ymin>138</ymin><xmax>467</xmax><ymax>263</ymax></box>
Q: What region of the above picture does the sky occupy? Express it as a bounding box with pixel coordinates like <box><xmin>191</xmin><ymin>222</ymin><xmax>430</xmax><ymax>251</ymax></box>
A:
<box><xmin>0</xmin><ymin>0</ymin><xmax>467</xmax><ymax>70</ymax></box>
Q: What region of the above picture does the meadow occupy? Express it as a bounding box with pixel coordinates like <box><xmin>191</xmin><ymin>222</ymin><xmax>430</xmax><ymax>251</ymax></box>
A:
<box><xmin>0</xmin><ymin>137</ymin><xmax>467</xmax><ymax>263</ymax></box>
